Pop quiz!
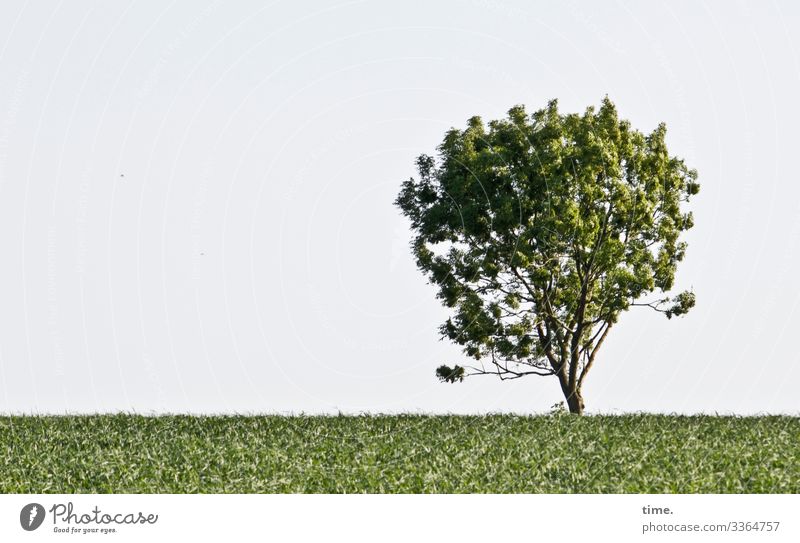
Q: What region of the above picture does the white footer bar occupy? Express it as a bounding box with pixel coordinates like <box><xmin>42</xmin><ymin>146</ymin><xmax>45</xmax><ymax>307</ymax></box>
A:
<box><xmin>1</xmin><ymin>494</ymin><xmax>797</xmax><ymax>542</ymax></box>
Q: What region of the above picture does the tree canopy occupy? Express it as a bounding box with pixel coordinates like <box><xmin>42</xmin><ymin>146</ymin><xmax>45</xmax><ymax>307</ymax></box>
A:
<box><xmin>395</xmin><ymin>97</ymin><xmax>698</xmax><ymax>414</ymax></box>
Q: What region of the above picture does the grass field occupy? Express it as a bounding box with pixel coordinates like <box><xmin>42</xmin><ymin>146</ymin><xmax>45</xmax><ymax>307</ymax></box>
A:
<box><xmin>1</xmin><ymin>414</ymin><xmax>797</xmax><ymax>493</ymax></box>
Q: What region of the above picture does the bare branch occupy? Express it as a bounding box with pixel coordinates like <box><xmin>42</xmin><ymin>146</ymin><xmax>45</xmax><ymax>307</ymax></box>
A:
<box><xmin>578</xmin><ymin>321</ymin><xmax>613</xmax><ymax>388</ymax></box>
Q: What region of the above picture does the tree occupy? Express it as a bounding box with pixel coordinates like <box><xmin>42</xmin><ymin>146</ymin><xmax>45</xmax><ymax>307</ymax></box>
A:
<box><xmin>395</xmin><ymin>97</ymin><xmax>698</xmax><ymax>414</ymax></box>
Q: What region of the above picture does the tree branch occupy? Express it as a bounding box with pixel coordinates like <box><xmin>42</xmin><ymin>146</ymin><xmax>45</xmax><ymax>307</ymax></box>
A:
<box><xmin>578</xmin><ymin>321</ymin><xmax>613</xmax><ymax>388</ymax></box>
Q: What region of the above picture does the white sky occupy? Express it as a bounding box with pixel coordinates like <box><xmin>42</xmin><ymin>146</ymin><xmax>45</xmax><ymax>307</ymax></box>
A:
<box><xmin>0</xmin><ymin>0</ymin><xmax>798</xmax><ymax>414</ymax></box>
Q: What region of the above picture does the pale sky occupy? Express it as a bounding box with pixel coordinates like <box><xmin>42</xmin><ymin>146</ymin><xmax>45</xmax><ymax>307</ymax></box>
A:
<box><xmin>0</xmin><ymin>0</ymin><xmax>798</xmax><ymax>414</ymax></box>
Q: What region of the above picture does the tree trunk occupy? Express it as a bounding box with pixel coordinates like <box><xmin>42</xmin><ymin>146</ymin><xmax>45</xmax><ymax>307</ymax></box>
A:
<box><xmin>565</xmin><ymin>388</ymin><xmax>584</xmax><ymax>415</ymax></box>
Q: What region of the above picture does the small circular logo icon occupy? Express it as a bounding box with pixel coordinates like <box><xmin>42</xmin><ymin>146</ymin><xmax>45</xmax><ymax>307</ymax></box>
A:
<box><xmin>20</xmin><ymin>503</ymin><xmax>45</xmax><ymax>531</ymax></box>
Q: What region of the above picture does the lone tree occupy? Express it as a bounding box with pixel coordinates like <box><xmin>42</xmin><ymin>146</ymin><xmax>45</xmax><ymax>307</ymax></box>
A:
<box><xmin>395</xmin><ymin>98</ymin><xmax>698</xmax><ymax>414</ymax></box>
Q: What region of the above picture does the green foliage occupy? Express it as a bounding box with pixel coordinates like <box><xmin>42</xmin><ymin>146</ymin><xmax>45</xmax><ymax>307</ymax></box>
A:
<box><xmin>396</xmin><ymin>97</ymin><xmax>698</xmax><ymax>410</ymax></box>
<box><xmin>666</xmin><ymin>290</ymin><xmax>696</xmax><ymax>319</ymax></box>
<box><xmin>436</xmin><ymin>364</ymin><xmax>465</xmax><ymax>383</ymax></box>
<box><xmin>0</xmin><ymin>415</ymin><xmax>796</xmax><ymax>493</ymax></box>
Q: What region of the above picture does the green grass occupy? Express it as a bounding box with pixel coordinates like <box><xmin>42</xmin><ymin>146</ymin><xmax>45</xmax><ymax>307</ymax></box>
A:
<box><xmin>1</xmin><ymin>414</ymin><xmax>797</xmax><ymax>493</ymax></box>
